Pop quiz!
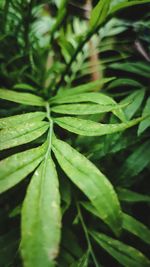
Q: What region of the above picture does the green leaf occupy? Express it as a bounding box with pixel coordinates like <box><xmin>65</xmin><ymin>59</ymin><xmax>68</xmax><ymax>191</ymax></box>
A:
<box><xmin>123</xmin><ymin>213</ymin><xmax>150</xmax><ymax>245</ymax></box>
<box><xmin>54</xmin><ymin>116</ymin><xmax>143</xmax><ymax>136</ymax></box>
<box><xmin>51</xmin><ymin>92</ymin><xmax>126</xmax><ymax>121</ymax></box>
<box><xmin>90</xmin><ymin>231</ymin><xmax>150</xmax><ymax>267</ymax></box>
<box><xmin>110</xmin><ymin>0</ymin><xmax>150</xmax><ymax>14</ymax></box>
<box><xmin>90</xmin><ymin>0</ymin><xmax>111</xmax><ymax>29</ymax></box>
<box><xmin>21</xmin><ymin>158</ymin><xmax>61</xmax><ymax>267</ymax></box>
<box><xmin>117</xmin><ymin>187</ymin><xmax>150</xmax><ymax>203</ymax></box>
<box><xmin>0</xmin><ymin>89</ymin><xmax>45</xmax><ymax>106</ymax></box>
<box><xmin>110</xmin><ymin>62</ymin><xmax>150</xmax><ymax>78</ymax></box>
<box><xmin>0</xmin><ymin>112</ymin><xmax>46</xmax><ymax>129</ymax></box>
<box><xmin>51</xmin><ymin>92</ymin><xmax>117</xmax><ymax>105</ymax></box>
<box><xmin>70</xmin><ymin>252</ymin><xmax>89</xmax><ymax>267</ymax></box>
<box><xmin>117</xmin><ymin>140</ymin><xmax>150</xmax><ymax>186</ymax></box>
<box><xmin>52</xmin><ymin>138</ymin><xmax>122</xmax><ymax>236</ymax></box>
<box><xmin>0</xmin><ymin>121</ymin><xmax>49</xmax><ymax>150</ymax></box>
<box><xmin>108</xmin><ymin>78</ymin><xmax>142</xmax><ymax>89</ymax></box>
<box><xmin>121</xmin><ymin>90</ymin><xmax>145</xmax><ymax>120</ymax></box>
<box><xmin>13</xmin><ymin>83</ymin><xmax>36</xmax><ymax>92</ymax></box>
<box><xmin>0</xmin><ymin>143</ymin><xmax>47</xmax><ymax>193</ymax></box>
<box><xmin>82</xmin><ymin>202</ymin><xmax>150</xmax><ymax>245</ymax></box>
<box><xmin>51</xmin><ymin>78</ymin><xmax>115</xmax><ymax>98</ymax></box>
<box><xmin>138</xmin><ymin>97</ymin><xmax>150</xmax><ymax>135</ymax></box>
<box><xmin>52</xmin><ymin>103</ymin><xmax>127</xmax><ymax>115</ymax></box>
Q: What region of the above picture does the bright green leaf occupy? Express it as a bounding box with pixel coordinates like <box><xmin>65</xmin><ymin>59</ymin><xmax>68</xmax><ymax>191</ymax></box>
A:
<box><xmin>52</xmin><ymin>103</ymin><xmax>127</xmax><ymax>115</ymax></box>
<box><xmin>0</xmin><ymin>121</ymin><xmax>49</xmax><ymax>150</ymax></box>
<box><xmin>0</xmin><ymin>112</ymin><xmax>46</xmax><ymax>129</ymax></box>
<box><xmin>138</xmin><ymin>97</ymin><xmax>150</xmax><ymax>135</ymax></box>
<box><xmin>54</xmin><ymin>116</ymin><xmax>143</xmax><ymax>136</ymax></box>
<box><xmin>0</xmin><ymin>143</ymin><xmax>47</xmax><ymax>193</ymax></box>
<box><xmin>0</xmin><ymin>89</ymin><xmax>45</xmax><ymax>106</ymax></box>
<box><xmin>21</xmin><ymin>158</ymin><xmax>61</xmax><ymax>267</ymax></box>
<box><xmin>52</xmin><ymin>138</ymin><xmax>122</xmax><ymax>236</ymax></box>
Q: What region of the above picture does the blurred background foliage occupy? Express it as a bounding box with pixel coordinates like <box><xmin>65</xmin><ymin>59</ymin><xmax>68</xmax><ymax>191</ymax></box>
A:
<box><xmin>0</xmin><ymin>0</ymin><xmax>150</xmax><ymax>266</ymax></box>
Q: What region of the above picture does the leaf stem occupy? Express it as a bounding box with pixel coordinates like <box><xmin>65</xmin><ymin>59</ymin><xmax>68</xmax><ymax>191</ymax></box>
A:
<box><xmin>76</xmin><ymin>201</ymin><xmax>100</xmax><ymax>267</ymax></box>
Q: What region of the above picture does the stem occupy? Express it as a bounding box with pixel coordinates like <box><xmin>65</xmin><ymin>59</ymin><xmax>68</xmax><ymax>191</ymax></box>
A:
<box><xmin>76</xmin><ymin>201</ymin><xmax>100</xmax><ymax>267</ymax></box>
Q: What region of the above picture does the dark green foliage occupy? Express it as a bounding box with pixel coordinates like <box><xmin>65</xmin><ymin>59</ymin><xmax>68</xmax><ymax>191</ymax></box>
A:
<box><xmin>0</xmin><ymin>1</ymin><xmax>150</xmax><ymax>266</ymax></box>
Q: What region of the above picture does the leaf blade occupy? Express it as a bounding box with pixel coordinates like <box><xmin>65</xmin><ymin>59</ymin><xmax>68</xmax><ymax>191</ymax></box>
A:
<box><xmin>21</xmin><ymin>158</ymin><xmax>61</xmax><ymax>267</ymax></box>
<box><xmin>0</xmin><ymin>143</ymin><xmax>47</xmax><ymax>193</ymax></box>
<box><xmin>0</xmin><ymin>121</ymin><xmax>49</xmax><ymax>150</ymax></box>
<box><xmin>54</xmin><ymin>116</ymin><xmax>143</xmax><ymax>136</ymax></box>
<box><xmin>90</xmin><ymin>231</ymin><xmax>150</xmax><ymax>267</ymax></box>
<box><xmin>0</xmin><ymin>112</ymin><xmax>46</xmax><ymax>129</ymax></box>
<box><xmin>52</xmin><ymin>138</ymin><xmax>122</xmax><ymax>236</ymax></box>
<box><xmin>0</xmin><ymin>89</ymin><xmax>45</xmax><ymax>106</ymax></box>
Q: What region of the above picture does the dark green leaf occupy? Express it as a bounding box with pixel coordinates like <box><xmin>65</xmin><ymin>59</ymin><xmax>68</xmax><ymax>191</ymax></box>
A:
<box><xmin>90</xmin><ymin>231</ymin><xmax>150</xmax><ymax>267</ymax></box>
<box><xmin>123</xmin><ymin>213</ymin><xmax>150</xmax><ymax>245</ymax></box>
<box><xmin>117</xmin><ymin>187</ymin><xmax>150</xmax><ymax>203</ymax></box>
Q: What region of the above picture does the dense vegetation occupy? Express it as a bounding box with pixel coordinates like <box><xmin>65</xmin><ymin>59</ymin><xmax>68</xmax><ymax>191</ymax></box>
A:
<box><xmin>0</xmin><ymin>1</ymin><xmax>150</xmax><ymax>266</ymax></box>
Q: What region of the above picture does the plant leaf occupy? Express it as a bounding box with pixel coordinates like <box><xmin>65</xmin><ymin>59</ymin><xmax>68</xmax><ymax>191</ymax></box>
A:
<box><xmin>52</xmin><ymin>103</ymin><xmax>127</xmax><ymax>115</ymax></box>
<box><xmin>0</xmin><ymin>143</ymin><xmax>47</xmax><ymax>193</ymax></box>
<box><xmin>54</xmin><ymin>116</ymin><xmax>143</xmax><ymax>136</ymax></box>
<box><xmin>0</xmin><ymin>89</ymin><xmax>45</xmax><ymax>106</ymax></box>
<box><xmin>117</xmin><ymin>187</ymin><xmax>150</xmax><ymax>203</ymax></box>
<box><xmin>0</xmin><ymin>121</ymin><xmax>49</xmax><ymax>150</ymax></box>
<box><xmin>121</xmin><ymin>90</ymin><xmax>145</xmax><ymax>120</ymax></box>
<box><xmin>110</xmin><ymin>0</ymin><xmax>150</xmax><ymax>14</ymax></box>
<box><xmin>82</xmin><ymin>202</ymin><xmax>150</xmax><ymax>245</ymax></box>
<box><xmin>52</xmin><ymin>138</ymin><xmax>122</xmax><ymax>236</ymax></box>
<box><xmin>21</xmin><ymin>157</ymin><xmax>61</xmax><ymax>267</ymax></box>
<box><xmin>90</xmin><ymin>0</ymin><xmax>110</xmax><ymax>29</ymax></box>
<box><xmin>51</xmin><ymin>91</ymin><xmax>126</xmax><ymax>121</ymax></box>
<box><xmin>138</xmin><ymin>97</ymin><xmax>150</xmax><ymax>135</ymax></box>
<box><xmin>117</xmin><ymin>140</ymin><xmax>150</xmax><ymax>186</ymax></box>
<box><xmin>0</xmin><ymin>112</ymin><xmax>46</xmax><ymax>129</ymax></box>
<box><xmin>90</xmin><ymin>231</ymin><xmax>150</xmax><ymax>267</ymax></box>
<box><xmin>123</xmin><ymin>213</ymin><xmax>150</xmax><ymax>245</ymax></box>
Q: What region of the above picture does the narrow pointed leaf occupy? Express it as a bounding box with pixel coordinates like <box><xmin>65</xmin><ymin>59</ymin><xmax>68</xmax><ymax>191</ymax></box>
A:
<box><xmin>90</xmin><ymin>0</ymin><xmax>110</xmax><ymax>29</ymax></box>
<box><xmin>52</xmin><ymin>138</ymin><xmax>122</xmax><ymax>236</ymax></box>
<box><xmin>21</xmin><ymin>158</ymin><xmax>61</xmax><ymax>267</ymax></box>
<box><xmin>117</xmin><ymin>187</ymin><xmax>150</xmax><ymax>203</ymax></box>
<box><xmin>90</xmin><ymin>231</ymin><xmax>150</xmax><ymax>267</ymax></box>
<box><xmin>117</xmin><ymin>140</ymin><xmax>150</xmax><ymax>185</ymax></box>
<box><xmin>110</xmin><ymin>0</ymin><xmax>150</xmax><ymax>15</ymax></box>
<box><xmin>121</xmin><ymin>90</ymin><xmax>145</xmax><ymax>120</ymax></box>
<box><xmin>138</xmin><ymin>97</ymin><xmax>150</xmax><ymax>135</ymax></box>
<box><xmin>82</xmin><ymin>202</ymin><xmax>150</xmax><ymax>245</ymax></box>
<box><xmin>123</xmin><ymin>213</ymin><xmax>150</xmax><ymax>245</ymax></box>
<box><xmin>0</xmin><ymin>112</ymin><xmax>46</xmax><ymax>129</ymax></box>
<box><xmin>53</xmin><ymin>78</ymin><xmax>115</xmax><ymax>98</ymax></box>
<box><xmin>0</xmin><ymin>143</ymin><xmax>47</xmax><ymax>193</ymax></box>
<box><xmin>52</xmin><ymin>103</ymin><xmax>126</xmax><ymax>115</ymax></box>
<box><xmin>0</xmin><ymin>121</ymin><xmax>49</xmax><ymax>150</ymax></box>
<box><xmin>0</xmin><ymin>89</ymin><xmax>45</xmax><ymax>106</ymax></box>
<box><xmin>51</xmin><ymin>91</ymin><xmax>125</xmax><ymax>121</ymax></box>
<box><xmin>54</xmin><ymin>116</ymin><xmax>143</xmax><ymax>136</ymax></box>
